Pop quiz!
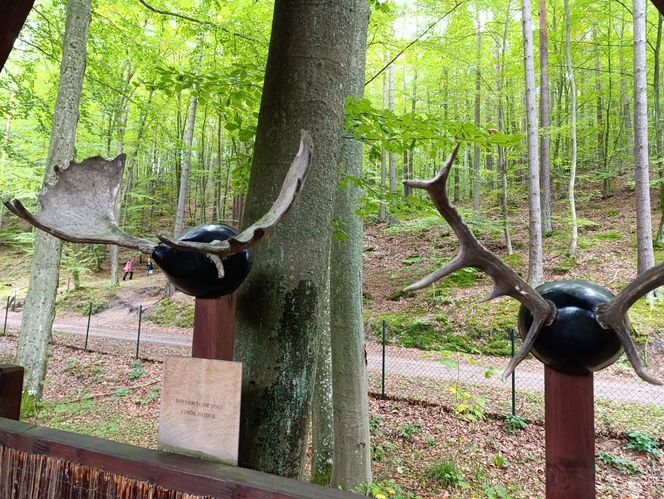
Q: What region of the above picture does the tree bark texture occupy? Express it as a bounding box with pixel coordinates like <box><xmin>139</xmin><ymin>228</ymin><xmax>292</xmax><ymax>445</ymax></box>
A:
<box><xmin>633</xmin><ymin>0</ymin><xmax>656</xmax><ymax>275</ymax></box>
<box><xmin>330</xmin><ymin>1</ymin><xmax>371</xmax><ymax>488</ymax></box>
<box><xmin>473</xmin><ymin>13</ymin><xmax>481</xmax><ymax>213</ymax></box>
<box><xmin>538</xmin><ymin>0</ymin><xmax>552</xmax><ymax>234</ymax></box>
<box><xmin>16</xmin><ymin>0</ymin><xmax>91</xmax><ymax>399</ymax></box>
<box><xmin>388</xmin><ymin>63</ymin><xmax>397</xmax><ymax>226</ymax></box>
<box><xmin>234</xmin><ymin>0</ymin><xmax>361</xmax><ymax>478</ymax></box>
<box><xmin>174</xmin><ymin>86</ymin><xmax>199</xmax><ymax>238</ymax></box>
<box><xmin>565</xmin><ymin>0</ymin><xmax>578</xmax><ymax>258</ymax></box>
<box><xmin>521</xmin><ymin>0</ymin><xmax>544</xmax><ymax>286</ymax></box>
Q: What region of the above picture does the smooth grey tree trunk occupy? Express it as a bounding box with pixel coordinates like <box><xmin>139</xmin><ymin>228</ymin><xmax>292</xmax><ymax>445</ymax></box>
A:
<box><xmin>654</xmin><ymin>15</ymin><xmax>664</xmax><ymax>243</ymax></box>
<box><xmin>388</xmin><ymin>64</ymin><xmax>397</xmax><ymax>226</ymax></box>
<box><xmin>473</xmin><ymin>11</ymin><xmax>481</xmax><ymax>213</ymax></box>
<box><xmin>234</xmin><ymin>0</ymin><xmax>361</xmax><ymax>478</ymax></box>
<box><xmin>174</xmin><ymin>86</ymin><xmax>199</xmax><ymax>238</ymax></box>
<box><xmin>633</xmin><ymin>0</ymin><xmax>656</xmax><ymax>275</ymax></box>
<box><xmin>330</xmin><ymin>1</ymin><xmax>371</xmax><ymax>488</ymax></box>
<box><xmin>16</xmin><ymin>0</ymin><xmax>91</xmax><ymax>399</ymax></box>
<box><xmin>379</xmin><ymin>71</ymin><xmax>387</xmax><ymax>222</ymax></box>
<box><xmin>565</xmin><ymin>0</ymin><xmax>578</xmax><ymax>258</ymax></box>
<box><xmin>538</xmin><ymin>0</ymin><xmax>552</xmax><ymax>235</ymax></box>
<box><xmin>521</xmin><ymin>0</ymin><xmax>544</xmax><ymax>286</ymax></box>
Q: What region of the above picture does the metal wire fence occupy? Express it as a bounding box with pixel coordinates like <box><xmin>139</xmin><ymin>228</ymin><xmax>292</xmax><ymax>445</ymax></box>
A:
<box><xmin>367</xmin><ymin>322</ymin><xmax>664</xmax><ymax>434</ymax></box>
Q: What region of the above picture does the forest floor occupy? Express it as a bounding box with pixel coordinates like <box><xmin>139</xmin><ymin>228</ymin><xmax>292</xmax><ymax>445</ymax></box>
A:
<box><xmin>1</xmin><ymin>184</ymin><xmax>663</xmax><ymax>497</ymax></box>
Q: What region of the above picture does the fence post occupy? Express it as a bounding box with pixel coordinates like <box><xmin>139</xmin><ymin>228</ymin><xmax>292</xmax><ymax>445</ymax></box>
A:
<box><xmin>135</xmin><ymin>305</ymin><xmax>143</xmax><ymax>359</ymax></box>
<box><xmin>381</xmin><ymin>320</ymin><xmax>386</xmax><ymax>400</ymax></box>
<box><xmin>84</xmin><ymin>302</ymin><xmax>92</xmax><ymax>351</ymax></box>
<box><xmin>511</xmin><ymin>328</ymin><xmax>516</xmax><ymax>416</ymax></box>
<box><xmin>0</xmin><ymin>365</ymin><xmax>24</xmax><ymax>420</ymax></box>
<box><xmin>2</xmin><ymin>296</ymin><xmax>8</xmax><ymax>336</ymax></box>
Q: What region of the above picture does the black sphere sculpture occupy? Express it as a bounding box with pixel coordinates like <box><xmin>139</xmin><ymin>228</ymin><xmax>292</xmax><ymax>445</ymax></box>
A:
<box><xmin>152</xmin><ymin>224</ymin><xmax>253</xmax><ymax>299</ymax></box>
<box><xmin>518</xmin><ymin>281</ymin><xmax>624</xmax><ymax>375</ymax></box>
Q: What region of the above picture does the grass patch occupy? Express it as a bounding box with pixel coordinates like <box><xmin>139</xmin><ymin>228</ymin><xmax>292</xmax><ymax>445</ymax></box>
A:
<box><xmin>146</xmin><ymin>298</ymin><xmax>194</xmax><ymax>328</ymax></box>
<box><xmin>57</xmin><ymin>286</ymin><xmax>115</xmax><ymax>315</ymax></box>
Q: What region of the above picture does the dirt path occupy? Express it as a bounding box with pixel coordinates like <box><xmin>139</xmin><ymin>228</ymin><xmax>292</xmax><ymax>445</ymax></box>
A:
<box><xmin>4</xmin><ymin>310</ymin><xmax>663</xmax><ymax>406</ymax></box>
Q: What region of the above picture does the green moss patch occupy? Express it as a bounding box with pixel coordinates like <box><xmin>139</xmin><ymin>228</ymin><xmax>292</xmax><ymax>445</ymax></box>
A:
<box><xmin>57</xmin><ymin>287</ymin><xmax>114</xmax><ymax>315</ymax></box>
<box><xmin>146</xmin><ymin>298</ymin><xmax>194</xmax><ymax>328</ymax></box>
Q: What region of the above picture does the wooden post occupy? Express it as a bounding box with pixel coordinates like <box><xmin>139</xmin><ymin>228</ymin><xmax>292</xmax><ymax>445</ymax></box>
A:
<box><xmin>192</xmin><ymin>293</ymin><xmax>236</xmax><ymax>361</ymax></box>
<box><xmin>0</xmin><ymin>365</ymin><xmax>24</xmax><ymax>420</ymax></box>
<box><xmin>545</xmin><ymin>367</ymin><xmax>595</xmax><ymax>499</ymax></box>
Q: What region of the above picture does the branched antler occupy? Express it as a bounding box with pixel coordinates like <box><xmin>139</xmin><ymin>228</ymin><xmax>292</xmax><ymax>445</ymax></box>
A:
<box><xmin>404</xmin><ymin>143</ymin><xmax>556</xmax><ymax>381</ymax></box>
<box><xmin>156</xmin><ymin>130</ymin><xmax>313</xmax><ymax>257</ymax></box>
<box><xmin>596</xmin><ymin>263</ymin><xmax>664</xmax><ymax>384</ymax></box>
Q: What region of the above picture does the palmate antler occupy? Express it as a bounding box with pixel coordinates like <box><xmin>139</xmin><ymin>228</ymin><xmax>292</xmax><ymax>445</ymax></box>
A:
<box><xmin>404</xmin><ymin>144</ymin><xmax>556</xmax><ymax>381</ymax></box>
<box><xmin>3</xmin><ymin>130</ymin><xmax>313</xmax><ymax>277</ymax></box>
<box><xmin>406</xmin><ymin>143</ymin><xmax>662</xmax><ymax>385</ymax></box>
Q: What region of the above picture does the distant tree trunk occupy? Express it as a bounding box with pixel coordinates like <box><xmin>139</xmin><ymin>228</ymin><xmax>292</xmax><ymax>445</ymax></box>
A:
<box><xmin>388</xmin><ymin>64</ymin><xmax>397</xmax><ymax>226</ymax></box>
<box><xmin>16</xmin><ymin>0</ymin><xmax>91</xmax><ymax>400</ymax></box>
<box><xmin>234</xmin><ymin>0</ymin><xmax>362</xmax><ymax>477</ymax></box>
<box><xmin>633</xmin><ymin>0</ymin><xmax>656</xmax><ymax>275</ymax></box>
<box><xmin>497</xmin><ymin>0</ymin><xmax>513</xmax><ymax>254</ymax></box>
<box><xmin>330</xmin><ymin>2</ymin><xmax>371</xmax><ymax>488</ymax></box>
<box><xmin>565</xmin><ymin>0</ymin><xmax>578</xmax><ymax>258</ymax></box>
<box><xmin>619</xmin><ymin>13</ymin><xmax>634</xmax><ymax>160</ymax></box>
<box><xmin>402</xmin><ymin>68</ymin><xmax>409</xmax><ymax>197</ymax></box>
<box><xmin>539</xmin><ymin>0</ymin><xmax>552</xmax><ymax>234</ymax></box>
<box><xmin>521</xmin><ymin>0</ymin><xmax>544</xmax><ymax>286</ymax></box>
<box><xmin>379</xmin><ymin>71</ymin><xmax>387</xmax><ymax>221</ymax></box>
<box><xmin>473</xmin><ymin>11</ymin><xmax>481</xmax><ymax>213</ymax></box>
<box><xmin>654</xmin><ymin>15</ymin><xmax>664</xmax><ymax>242</ymax></box>
<box><xmin>594</xmin><ymin>26</ymin><xmax>607</xmax><ymax>198</ymax></box>
<box><xmin>174</xmin><ymin>87</ymin><xmax>199</xmax><ymax>238</ymax></box>
<box><xmin>408</xmin><ymin>69</ymin><xmax>416</xmax><ymax>196</ymax></box>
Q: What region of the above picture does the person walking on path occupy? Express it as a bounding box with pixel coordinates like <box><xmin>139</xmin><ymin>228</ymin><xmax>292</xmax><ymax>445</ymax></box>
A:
<box><xmin>123</xmin><ymin>259</ymin><xmax>134</xmax><ymax>281</ymax></box>
<box><xmin>146</xmin><ymin>260</ymin><xmax>154</xmax><ymax>275</ymax></box>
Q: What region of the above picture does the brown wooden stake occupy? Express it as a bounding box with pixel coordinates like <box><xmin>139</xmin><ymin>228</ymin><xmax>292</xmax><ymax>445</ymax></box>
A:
<box><xmin>192</xmin><ymin>293</ymin><xmax>236</xmax><ymax>361</ymax></box>
<box><xmin>545</xmin><ymin>366</ymin><xmax>595</xmax><ymax>499</ymax></box>
<box><xmin>0</xmin><ymin>365</ymin><xmax>24</xmax><ymax>420</ymax></box>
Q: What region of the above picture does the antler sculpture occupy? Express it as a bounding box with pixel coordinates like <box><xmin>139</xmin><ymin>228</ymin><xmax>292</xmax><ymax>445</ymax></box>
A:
<box><xmin>4</xmin><ymin>130</ymin><xmax>313</xmax><ymax>297</ymax></box>
<box><xmin>404</xmin><ymin>143</ymin><xmax>662</xmax><ymax>385</ymax></box>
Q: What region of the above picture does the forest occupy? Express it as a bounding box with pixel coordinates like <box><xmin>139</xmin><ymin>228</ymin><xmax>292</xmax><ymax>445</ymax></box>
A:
<box><xmin>0</xmin><ymin>0</ymin><xmax>663</xmax><ymax>497</ymax></box>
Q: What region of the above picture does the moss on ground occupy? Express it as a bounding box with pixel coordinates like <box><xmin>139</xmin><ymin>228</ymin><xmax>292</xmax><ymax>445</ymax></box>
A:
<box><xmin>146</xmin><ymin>298</ymin><xmax>194</xmax><ymax>328</ymax></box>
<box><xmin>57</xmin><ymin>287</ymin><xmax>115</xmax><ymax>315</ymax></box>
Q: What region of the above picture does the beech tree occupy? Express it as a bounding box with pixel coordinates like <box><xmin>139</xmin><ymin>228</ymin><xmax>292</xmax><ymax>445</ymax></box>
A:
<box><xmin>234</xmin><ymin>0</ymin><xmax>367</xmax><ymax>478</ymax></box>
<box><xmin>521</xmin><ymin>0</ymin><xmax>544</xmax><ymax>286</ymax></box>
<box><xmin>16</xmin><ymin>0</ymin><xmax>91</xmax><ymax>399</ymax></box>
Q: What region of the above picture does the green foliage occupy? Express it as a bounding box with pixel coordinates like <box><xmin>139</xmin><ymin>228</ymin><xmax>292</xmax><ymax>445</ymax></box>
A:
<box><xmin>369</xmin><ymin>414</ymin><xmax>382</xmax><ymax>432</ymax></box>
<box><xmin>114</xmin><ymin>387</ymin><xmax>130</xmax><ymax>397</ymax></box>
<box><xmin>427</xmin><ymin>459</ymin><xmax>468</xmax><ymax>489</ymax></box>
<box><xmin>146</xmin><ymin>298</ymin><xmax>194</xmax><ymax>328</ymax></box>
<box><xmin>448</xmin><ymin>384</ymin><xmax>486</xmax><ymax>421</ymax></box>
<box><xmin>129</xmin><ymin>361</ymin><xmax>145</xmax><ymax>380</ymax></box>
<box><xmin>625</xmin><ymin>430</ymin><xmax>662</xmax><ymax>458</ymax></box>
<box><xmin>493</xmin><ymin>453</ymin><xmax>507</xmax><ymax>468</ymax></box>
<box><xmin>503</xmin><ymin>415</ymin><xmax>527</xmax><ymax>435</ymax></box>
<box><xmin>354</xmin><ymin>480</ymin><xmax>417</xmax><ymax>499</ymax></box>
<box><xmin>399</xmin><ymin>422</ymin><xmax>421</xmax><ymax>440</ymax></box>
<box><xmin>596</xmin><ymin>452</ymin><xmax>643</xmax><ymax>475</ymax></box>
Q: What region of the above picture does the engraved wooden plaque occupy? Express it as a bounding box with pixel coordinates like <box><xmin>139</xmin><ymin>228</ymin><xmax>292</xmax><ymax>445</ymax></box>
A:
<box><xmin>158</xmin><ymin>356</ymin><xmax>242</xmax><ymax>465</ymax></box>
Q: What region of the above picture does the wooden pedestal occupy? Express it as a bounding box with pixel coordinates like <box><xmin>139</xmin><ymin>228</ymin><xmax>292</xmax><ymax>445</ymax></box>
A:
<box><xmin>192</xmin><ymin>293</ymin><xmax>236</xmax><ymax>361</ymax></box>
<box><xmin>545</xmin><ymin>367</ymin><xmax>595</xmax><ymax>499</ymax></box>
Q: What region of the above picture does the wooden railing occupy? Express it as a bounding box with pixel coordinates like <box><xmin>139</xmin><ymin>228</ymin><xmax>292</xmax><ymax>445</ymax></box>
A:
<box><xmin>0</xmin><ymin>366</ymin><xmax>354</xmax><ymax>498</ymax></box>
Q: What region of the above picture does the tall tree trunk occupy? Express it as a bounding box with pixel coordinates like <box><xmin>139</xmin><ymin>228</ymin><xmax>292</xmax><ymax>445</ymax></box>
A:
<box><xmin>565</xmin><ymin>0</ymin><xmax>578</xmax><ymax>258</ymax></box>
<box><xmin>379</xmin><ymin>71</ymin><xmax>387</xmax><ymax>222</ymax></box>
<box><xmin>521</xmin><ymin>0</ymin><xmax>544</xmax><ymax>286</ymax></box>
<box><xmin>174</xmin><ymin>87</ymin><xmax>199</xmax><ymax>237</ymax></box>
<box><xmin>654</xmin><ymin>15</ymin><xmax>664</xmax><ymax>242</ymax></box>
<box><xmin>408</xmin><ymin>68</ymin><xmax>416</xmax><ymax>196</ymax></box>
<box><xmin>539</xmin><ymin>0</ymin><xmax>552</xmax><ymax>234</ymax></box>
<box><xmin>633</xmin><ymin>0</ymin><xmax>656</xmax><ymax>275</ymax></box>
<box><xmin>16</xmin><ymin>0</ymin><xmax>91</xmax><ymax>399</ymax></box>
<box><xmin>619</xmin><ymin>12</ymin><xmax>634</xmax><ymax>161</ymax></box>
<box><xmin>330</xmin><ymin>2</ymin><xmax>371</xmax><ymax>488</ymax></box>
<box><xmin>234</xmin><ymin>0</ymin><xmax>362</xmax><ymax>477</ymax></box>
<box><xmin>388</xmin><ymin>64</ymin><xmax>397</xmax><ymax>226</ymax></box>
<box><xmin>473</xmin><ymin>11</ymin><xmax>481</xmax><ymax>213</ymax></box>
